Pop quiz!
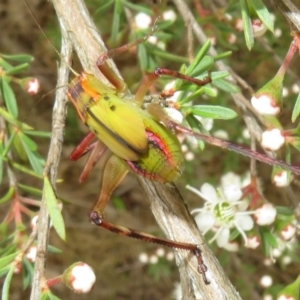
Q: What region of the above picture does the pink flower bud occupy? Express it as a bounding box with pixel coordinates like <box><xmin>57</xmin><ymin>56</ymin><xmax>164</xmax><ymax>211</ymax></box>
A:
<box><xmin>26</xmin><ymin>78</ymin><xmax>40</xmax><ymax>95</ymax></box>
<box><xmin>63</xmin><ymin>262</ymin><xmax>96</xmax><ymax>294</ymax></box>
<box><xmin>273</xmin><ymin>171</ymin><xmax>290</xmax><ymax>187</ymax></box>
<box><xmin>252</xmin><ymin>19</ymin><xmax>267</xmax><ymax>37</ymax></box>
<box><xmin>251</xmin><ymin>94</ymin><xmax>281</xmax><ymax>115</ymax></box>
<box><xmin>280</xmin><ymin>224</ymin><xmax>296</xmax><ymax>241</ymax></box>
<box><xmin>261</xmin><ymin>128</ymin><xmax>285</xmax><ymax>151</ymax></box>
<box><xmin>254</xmin><ymin>203</ymin><xmax>277</xmax><ymax>226</ymax></box>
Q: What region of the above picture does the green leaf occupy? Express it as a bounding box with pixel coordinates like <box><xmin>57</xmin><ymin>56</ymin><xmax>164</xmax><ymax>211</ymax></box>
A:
<box><xmin>0</xmin><ymin>187</ymin><xmax>14</xmax><ymax>205</ymax></box>
<box><xmin>1</xmin><ymin>54</ymin><xmax>34</xmax><ymax>63</ymax></box>
<box><xmin>0</xmin><ymin>107</ymin><xmax>32</xmax><ymax>130</ymax></box>
<box><xmin>12</xmin><ymin>161</ymin><xmax>43</xmax><ymax>179</ymax></box>
<box><xmin>19</xmin><ymin>132</ymin><xmax>38</xmax><ymax>151</ymax></box>
<box><xmin>17</xmin><ymin>183</ymin><xmax>42</xmax><ymax>197</ymax></box>
<box><xmin>122</xmin><ymin>0</ymin><xmax>152</xmax><ymax>14</ymax></box>
<box><xmin>44</xmin><ymin>176</ymin><xmax>66</xmax><ymax>241</ymax></box>
<box><xmin>2</xmin><ymin>265</ymin><xmax>14</xmax><ymax>300</ymax></box>
<box><xmin>0</xmin><ymin>252</ymin><xmax>18</xmax><ymax>270</ymax></box>
<box><xmin>186</xmin><ymin>114</ymin><xmax>206</xmax><ymax>150</ymax></box>
<box><xmin>186</xmin><ymin>41</ymin><xmax>211</xmax><ymax>76</ymax></box>
<box><xmin>260</xmin><ymin>227</ymin><xmax>277</xmax><ymax>256</ymax></box>
<box><xmin>183</xmin><ymin>105</ymin><xmax>237</xmax><ymax>119</ymax></box>
<box><xmin>292</xmin><ymin>92</ymin><xmax>300</xmax><ymax>122</ymax></box>
<box><xmin>240</xmin><ymin>0</ymin><xmax>254</xmax><ymax>49</ymax></box>
<box><xmin>0</xmin><ymin>77</ymin><xmax>18</xmax><ymax>118</ymax></box>
<box><xmin>47</xmin><ymin>291</ymin><xmax>62</xmax><ymax>300</ymax></box>
<box><xmin>250</xmin><ymin>0</ymin><xmax>274</xmax><ymax>32</ymax></box>
<box><xmin>111</xmin><ymin>0</ymin><xmax>122</xmax><ymax>43</ymax></box>
<box><xmin>23</xmin><ymin>130</ymin><xmax>51</xmax><ymax>138</ymax></box>
<box><xmin>5</xmin><ymin>63</ymin><xmax>29</xmax><ymax>75</ymax></box>
<box><xmin>22</xmin><ymin>257</ymin><xmax>34</xmax><ymax>289</ymax></box>
<box><xmin>213</xmin><ymin>79</ymin><xmax>239</xmax><ymax>93</ymax></box>
<box><xmin>189</xmin><ymin>56</ymin><xmax>214</xmax><ymax>78</ymax></box>
<box><xmin>138</xmin><ymin>43</ymin><xmax>148</xmax><ymax>71</ymax></box>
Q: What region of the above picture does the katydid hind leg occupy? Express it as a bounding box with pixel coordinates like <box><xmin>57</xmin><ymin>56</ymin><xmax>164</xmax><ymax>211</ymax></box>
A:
<box><xmin>90</xmin><ymin>211</ymin><xmax>209</xmax><ymax>284</ymax></box>
<box><xmin>147</xmin><ymin>102</ymin><xmax>300</xmax><ymax>175</ymax></box>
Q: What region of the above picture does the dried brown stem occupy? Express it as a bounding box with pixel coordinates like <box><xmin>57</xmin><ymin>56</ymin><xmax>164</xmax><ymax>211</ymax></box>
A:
<box><xmin>30</xmin><ymin>24</ymin><xmax>71</xmax><ymax>300</ymax></box>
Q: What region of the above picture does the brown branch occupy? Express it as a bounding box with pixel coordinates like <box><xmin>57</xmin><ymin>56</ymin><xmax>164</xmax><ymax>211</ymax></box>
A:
<box><xmin>30</xmin><ymin>25</ymin><xmax>71</xmax><ymax>300</ymax></box>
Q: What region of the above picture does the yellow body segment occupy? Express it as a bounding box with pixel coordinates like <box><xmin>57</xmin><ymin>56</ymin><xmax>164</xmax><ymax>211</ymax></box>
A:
<box><xmin>68</xmin><ymin>73</ymin><xmax>148</xmax><ymax>161</ymax></box>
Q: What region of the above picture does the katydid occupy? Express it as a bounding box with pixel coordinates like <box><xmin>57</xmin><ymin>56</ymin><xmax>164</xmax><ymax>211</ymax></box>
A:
<box><xmin>23</xmin><ymin>1</ymin><xmax>300</xmax><ymax>284</ymax></box>
<box><xmin>66</xmin><ymin>35</ymin><xmax>300</xmax><ymax>285</ymax></box>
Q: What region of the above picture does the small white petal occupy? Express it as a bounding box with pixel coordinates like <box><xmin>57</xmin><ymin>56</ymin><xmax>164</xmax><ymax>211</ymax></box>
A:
<box><xmin>164</xmin><ymin>107</ymin><xmax>184</xmax><ymax>123</ymax></box>
<box><xmin>194</xmin><ymin>212</ymin><xmax>215</xmax><ymax>234</ymax></box>
<box><xmin>216</xmin><ymin>227</ymin><xmax>230</xmax><ymax>247</ymax></box>
<box><xmin>200</xmin><ymin>183</ymin><xmax>218</xmax><ymax>202</ymax></box>
<box><xmin>251</xmin><ymin>95</ymin><xmax>280</xmax><ymax>115</ymax></box>
<box><xmin>236</xmin><ymin>215</ymin><xmax>254</xmax><ymax>231</ymax></box>
<box><xmin>222</xmin><ymin>241</ymin><xmax>239</xmax><ymax>252</ymax></box>
<box><xmin>223</xmin><ymin>185</ymin><xmax>242</xmax><ymax>202</ymax></box>
<box><xmin>261</xmin><ymin>128</ymin><xmax>285</xmax><ymax>151</ymax></box>
<box><xmin>221</xmin><ymin>172</ymin><xmax>241</xmax><ymax>187</ymax></box>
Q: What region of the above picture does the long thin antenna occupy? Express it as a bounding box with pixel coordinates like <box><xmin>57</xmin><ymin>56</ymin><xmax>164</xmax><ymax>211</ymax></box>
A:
<box><xmin>22</xmin><ymin>0</ymin><xmax>79</xmax><ymax>77</ymax></box>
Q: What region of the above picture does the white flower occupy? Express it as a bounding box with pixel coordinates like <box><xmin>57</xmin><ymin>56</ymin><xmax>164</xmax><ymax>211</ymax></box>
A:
<box><xmin>69</xmin><ymin>263</ymin><xmax>96</xmax><ymax>293</ymax></box>
<box><xmin>251</xmin><ymin>94</ymin><xmax>280</xmax><ymax>115</ymax></box>
<box><xmin>254</xmin><ymin>203</ymin><xmax>277</xmax><ymax>225</ymax></box>
<box><xmin>261</xmin><ymin>129</ymin><xmax>285</xmax><ymax>151</ymax></box>
<box><xmin>188</xmin><ymin>182</ymin><xmax>254</xmax><ymax>248</ymax></box>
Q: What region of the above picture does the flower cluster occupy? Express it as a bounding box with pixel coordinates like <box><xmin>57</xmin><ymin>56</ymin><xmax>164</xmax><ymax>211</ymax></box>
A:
<box><xmin>188</xmin><ymin>172</ymin><xmax>296</xmax><ymax>255</ymax></box>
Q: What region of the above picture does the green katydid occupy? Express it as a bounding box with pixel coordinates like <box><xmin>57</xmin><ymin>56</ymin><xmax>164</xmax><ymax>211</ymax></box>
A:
<box><xmin>66</xmin><ymin>34</ymin><xmax>300</xmax><ymax>284</ymax></box>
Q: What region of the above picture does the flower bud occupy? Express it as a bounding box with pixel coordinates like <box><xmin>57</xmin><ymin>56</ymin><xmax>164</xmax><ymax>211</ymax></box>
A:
<box><xmin>280</xmin><ymin>224</ymin><xmax>296</xmax><ymax>241</ymax></box>
<box><xmin>26</xmin><ymin>246</ymin><xmax>37</xmax><ymax>262</ymax></box>
<box><xmin>245</xmin><ymin>235</ymin><xmax>261</xmax><ymax>249</ymax></box>
<box><xmin>135</xmin><ymin>12</ymin><xmax>152</xmax><ymax>29</ymax></box>
<box><xmin>254</xmin><ymin>203</ymin><xmax>277</xmax><ymax>226</ymax></box>
<box><xmin>252</xmin><ymin>19</ymin><xmax>267</xmax><ymax>37</ymax></box>
<box><xmin>62</xmin><ymin>262</ymin><xmax>96</xmax><ymax>294</ymax></box>
<box><xmin>18</xmin><ymin>77</ymin><xmax>40</xmax><ymax>95</ymax></box>
<box><xmin>261</xmin><ymin>128</ymin><xmax>285</xmax><ymax>151</ymax></box>
<box><xmin>273</xmin><ymin>171</ymin><xmax>290</xmax><ymax>187</ymax></box>
<box><xmin>251</xmin><ymin>75</ymin><xmax>284</xmax><ymax>115</ymax></box>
